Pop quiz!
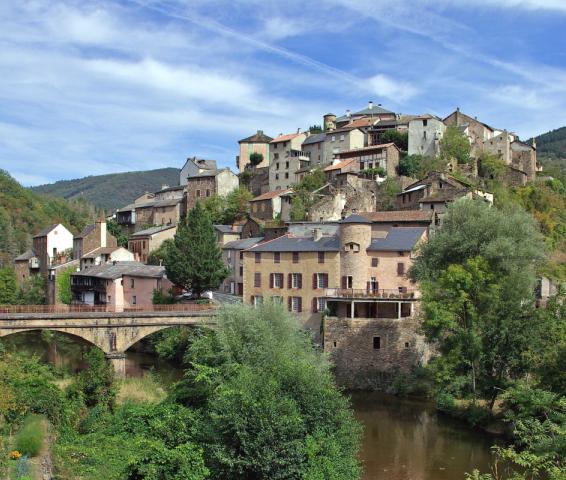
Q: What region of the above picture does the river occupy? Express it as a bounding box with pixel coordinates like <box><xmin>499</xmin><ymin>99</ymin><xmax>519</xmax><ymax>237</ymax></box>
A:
<box><xmin>3</xmin><ymin>332</ymin><xmax>497</xmax><ymax>480</ymax></box>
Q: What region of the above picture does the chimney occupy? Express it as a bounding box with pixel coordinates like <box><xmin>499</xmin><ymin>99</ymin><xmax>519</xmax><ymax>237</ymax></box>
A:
<box><xmin>297</xmin><ymin>127</ymin><xmax>302</xmax><ymax>134</ymax></box>
<box><xmin>368</xmin><ymin>100</ymin><xmax>373</xmax><ymax>110</ymax></box>
<box><xmin>346</xmin><ymin>109</ymin><xmax>351</xmax><ymax>118</ymax></box>
<box><xmin>258</xmin><ymin>129</ymin><xmax>263</xmax><ymax>135</ymax></box>
<box><xmin>456</xmin><ymin>106</ymin><xmax>460</xmax><ymax>112</ymax></box>
<box><xmin>312</xmin><ymin>228</ymin><xmax>322</xmax><ymax>241</ymax></box>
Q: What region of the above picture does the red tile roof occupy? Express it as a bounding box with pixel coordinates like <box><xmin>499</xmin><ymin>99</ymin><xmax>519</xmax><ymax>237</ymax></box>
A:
<box><xmin>250</xmin><ymin>189</ymin><xmax>292</xmax><ymax>202</ymax></box>
<box><xmin>337</xmin><ymin>143</ymin><xmax>398</xmax><ymax>156</ymax></box>
<box><xmin>270</xmin><ymin>133</ymin><xmax>302</xmax><ymax>143</ymax></box>
<box><xmin>323</xmin><ymin>158</ymin><xmax>356</xmax><ymax>172</ymax></box>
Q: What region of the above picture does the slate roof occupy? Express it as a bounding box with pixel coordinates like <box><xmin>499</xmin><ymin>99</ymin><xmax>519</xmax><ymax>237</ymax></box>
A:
<box><xmin>223</xmin><ymin>237</ymin><xmax>263</xmax><ymax>250</ymax></box>
<box><xmin>33</xmin><ymin>224</ymin><xmax>59</xmax><ymax>238</ymax></box>
<box><xmin>336</xmin><ymin>105</ymin><xmax>394</xmax><ymax>122</ymax></box>
<box><xmin>152</xmin><ymin>199</ymin><xmax>182</xmax><ymax>208</ymax></box>
<box><xmin>339</xmin><ymin>214</ymin><xmax>372</xmax><ymax>224</ymax></box>
<box><xmin>246</xmin><ymin>235</ymin><xmax>340</xmax><ymax>252</ymax></box>
<box><xmin>214</xmin><ymin>225</ymin><xmax>243</xmax><ymax>234</ymax></box>
<box><xmin>239</xmin><ymin>130</ymin><xmax>273</xmax><ymax>144</ymax></box>
<box><xmin>14</xmin><ymin>249</ymin><xmax>36</xmax><ymax>261</ymax></box>
<box><xmin>72</xmin><ymin>262</ymin><xmax>166</xmax><ymax>280</ymax></box>
<box><xmin>155</xmin><ymin>185</ymin><xmax>184</xmax><ymax>194</ymax></box>
<box><xmin>81</xmin><ymin>247</ymin><xmax>125</xmax><ymax>259</ymax></box>
<box><xmin>302</xmin><ymin>133</ymin><xmax>327</xmax><ymax>145</ymax></box>
<box><xmin>76</xmin><ymin>223</ymin><xmax>96</xmax><ymax>239</ymax></box>
<box><xmin>367</xmin><ymin>227</ymin><xmax>426</xmax><ymax>251</ymax></box>
<box><xmin>250</xmin><ymin>189</ymin><xmax>292</xmax><ymax>202</ymax></box>
<box><xmin>130</xmin><ymin>224</ymin><xmax>176</xmax><ymax>237</ymax></box>
<box><xmin>361</xmin><ymin>211</ymin><xmax>434</xmax><ymax>223</ymax></box>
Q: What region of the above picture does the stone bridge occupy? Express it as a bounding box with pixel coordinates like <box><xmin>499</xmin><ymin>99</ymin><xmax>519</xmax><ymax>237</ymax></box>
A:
<box><xmin>0</xmin><ymin>308</ymin><xmax>217</xmax><ymax>376</ymax></box>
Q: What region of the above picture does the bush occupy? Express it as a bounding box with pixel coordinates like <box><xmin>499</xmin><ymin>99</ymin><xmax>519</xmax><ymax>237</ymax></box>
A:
<box><xmin>15</xmin><ymin>416</ymin><xmax>45</xmax><ymax>457</ymax></box>
<box><xmin>436</xmin><ymin>392</ymin><xmax>456</xmax><ymax>412</ymax></box>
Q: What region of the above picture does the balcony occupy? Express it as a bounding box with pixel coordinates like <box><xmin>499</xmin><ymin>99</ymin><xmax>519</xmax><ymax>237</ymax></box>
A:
<box><xmin>324</xmin><ymin>288</ymin><xmax>419</xmax><ymax>300</ymax></box>
<box><xmin>289</xmin><ymin>149</ymin><xmax>310</xmax><ymax>160</ymax></box>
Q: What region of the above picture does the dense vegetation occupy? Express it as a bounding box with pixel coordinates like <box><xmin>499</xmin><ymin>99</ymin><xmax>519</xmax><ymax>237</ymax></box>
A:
<box><xmin>0</xmin><ymin>303</ymin><xmax>361</xmax><ymax>479</ymax></box>
<box><xmin>201</xmin><ymin>187</ymin><xmax>253</xmax><ymax>225</ymax></box>
<box><xmin>0</xmin><ymin>170</ymin><xmax>98</xmax><ymax>267</ymax></box>
<box><xmin>30</xmin><ymin>168</ymin><xmax>179</xmax><ymax>211</ymax></box>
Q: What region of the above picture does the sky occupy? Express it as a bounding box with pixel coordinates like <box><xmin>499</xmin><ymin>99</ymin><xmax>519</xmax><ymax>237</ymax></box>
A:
<box><xmin>1</xmin><ymin>0</ymin><xmax>565</xmax><ymax>186</ymax></box>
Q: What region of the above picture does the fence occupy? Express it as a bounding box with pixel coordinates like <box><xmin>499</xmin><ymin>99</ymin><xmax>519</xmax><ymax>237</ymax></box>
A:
<box><xmin>324</xmin><ymin>288</ymin><xmax>418</xmax><ymax>299</ymax></box>
<box><xmin>0</xmin><ymin>303</ymin><xmax>215</xmax><ymax>315</ymax></box>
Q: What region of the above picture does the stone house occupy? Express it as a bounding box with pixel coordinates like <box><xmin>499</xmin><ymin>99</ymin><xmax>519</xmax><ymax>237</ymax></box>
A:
<box><xmin>301</xmin><ymin>133</ymin><xmax>327</xmax><ymax>167</ymax></box>
<box><xmin>221</xmin><ymin>237</ymin><xmax>263</xmax><ymax>296</ymax></box>
<box><xmin>243</xmin><ymin>166</ymin><xmax>270</xmax><ymax>197</ymax></box>
<box><xmin>71</xmin><ymin>262</ymin><xmax>173</xmax><ymax>311</ymax></box>
<box><xmin>323</xmin><ymin>158</ymin><xmax>358</xmax><ymax>184</ymax></box>
<box><xmin>14</xmin><ymin>250</ymin><xmax>40</xmax><ymax>287</ymax></box>
<box><xmin>335</xmin><ymin>143</ymin><xmax>401</xmax><ymax>178</ymax></box>
<box><xmin>128</xmin><ymin>224</ymin><xmax>177</xmax><ymax>264</ymax></box>
<box><xmin>237</xmin><ymin>130</ymin><xmax>273</xmax><ymax>171</ymax></box>
<box><xmin>30</xmin><ymin>224</ymin><xmax>74</xmax><ymax>278</ymax></box>
<box><xmin>268</xmin><ymin>131</ymin><xmax>308</xmax><ymax>191</ymax></box>
<box><xmin>249</xmin><ymin>189</ymin><xmax>292</xmax><ymax>221</ymax></box>
<box><xmin>115</xmin><ymin>193</ymin><xmax>157</xmax><ymax>234</ymax></box>
<box><xmin>243</xmin><ymin>214</ymin><xmax>429</xmax><ymax>388</ymax></box>
<box><xmin>180</xmin><ymin>157</ymin><xmax>218</xmax><ymax>186</ymax></box>
<box><xmin>80</xmin><ymin>246</ymin><xmax>134</xmax><ymax>270</ymax></box>
<box><xmin>324</xmin><ymin>127</ymin><xmax>365</xmax><ymax>164</ymax></box>
<box><xmin>408</xmin><ymin>115</ymin><xmax>446</xmax><ymax>157</ymax></box>
<box><xmin>240</xmin><ymin>216</ymin><xmax>287</xmax><ymax>241</ymax></box>
<box><xmin>397</xmin><ymin>172</ymin><xmax>493</xmax><ymax>216</ymax></box>
<box><xmin>185</xmin><ymin>169</ymin><xmax>239</xmax><ymax>212</ymax></box>
<box><xmin>214</xmin><ymin>224</ymin><xmax>243</xmax><ymax>246</ymax></box>
<box><xmin>443</xmin><ymin>108</ymin><xmax>496</xmax><ymax>157</ymax></box>
<box><xmin>335</xmin><ymin>101</ymin><xmax>396</xmax><ymax>129</ymax></box>
<box><xmin>73</xmin><ymin>220</ymin><xmax>117</xmax><ymax>261</ymax></box>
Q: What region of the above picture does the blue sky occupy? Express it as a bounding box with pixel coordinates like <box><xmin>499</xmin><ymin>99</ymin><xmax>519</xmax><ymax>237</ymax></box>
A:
<box><xmin>1</xmin><ymin>0</ymin><xmax>565</xmax><ymax>186</ymax></box>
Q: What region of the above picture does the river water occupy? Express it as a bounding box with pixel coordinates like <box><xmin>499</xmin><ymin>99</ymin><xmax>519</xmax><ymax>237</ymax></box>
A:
<box><xmin>3</xmin><ymin>332</ymin><xmax>497</xmax><ymax>480</ymax></box>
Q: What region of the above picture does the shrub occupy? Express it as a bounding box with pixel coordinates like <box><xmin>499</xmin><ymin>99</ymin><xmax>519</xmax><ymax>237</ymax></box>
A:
<box><xmin>436</xmin><ymin>392</ymin><xmax>456</xmax><ymax>412</ymax></box>
<box><xmin>15</xmin><ymin>415</ymin><xmax>45</xmax><ymax>457</ymax></box>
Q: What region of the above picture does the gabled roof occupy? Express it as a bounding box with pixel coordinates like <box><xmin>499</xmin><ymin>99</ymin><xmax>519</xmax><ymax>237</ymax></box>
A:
<box><xmin>14</xmin><ymin>249</ymin><xmax>36</xmax><ymax>261</ymax></box>
<box><xmin>336</xmin><ymin>105</ymin><xmax>395</xmax><ymax>122</ymax></box>
<box><xmin>341</xmin><ymin>118</ymin><xmax>378</xmax><ymax>129</ymax></box>
<box><xmin>250</xmin><ymin>189</ymin><xmax>292</xmax><ymax>202</ymax></box>
<box><xmin>339</xmin><ymin>214</ymin><xmax>372</xmax><ymax>224</ymax></box>
<box><xmin>246</xmin><ymin>234</ymin><xmax>340</xmax><ymax>252</ymax></box>
<box><xmin>337</xmin><ymin>143</ymin><xmax>398</xmax><ymax>156</ymax></box>
<box><xmin>270</xmin><ymin>132</ymin><xmax>303</xmax><ymax>143</ymax></box>
<box><xmin>33</xmin><ymin>224</ymin><xmax>59</xmax><ymax>238</ymax></box>
<box><xmin>302</xmin><ymin>133</ymin><xmax>327</xmax><ymax>146</ymax></box>
<box><xmin>130</xmin><ymin>224</ymin><xmax>176</xmax><ymax>237</ymax></box>
<box><xmin>81</xmin><ymin>246</ymin><xmax>127</xmax><ymax>259</ymax></box>
<box><xmin>76</xmin><ymin>223</ymin><xmax>96</xmax><ymax>239</ymax></box>
<box><xmin>214</xmin><ymin>224</ymin><xmax>243</xmax><ymax>234</ymax></box>
<box><xmin>155</xmin><ymin>185</ymin><xmax>184</xmax><ymax>194</ymax></box>
<box><xmin>361</xmin><ymin>210</ymin><xmax>434</xmax><ymax>223</ymax></box>
<box><xmin>367</xmin><ymin>227</ymin><xmax>426</xmax><ymax>251</ymax></box>
<box><xmin>323</xmin><ymin>158</ymin><xmax>356</xmax><ymax>172</ymax></box>
<box><xmin>223</xmin><ymin>237</ymin><xmax>263</xmax><ymax>250</ymax></box>
<box><xmin>72</xmin><ymin>262</ymin><xmax>166</xmax><ymax>280</ymax></box>
<box><xmin>239</xmin><ymin>130</ymin><xmax>273</xmax><ymax>144</ymax></box>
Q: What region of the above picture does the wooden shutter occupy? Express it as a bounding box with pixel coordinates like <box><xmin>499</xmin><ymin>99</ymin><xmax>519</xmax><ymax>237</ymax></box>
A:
<box><xmin>341</xmin><ymin>276</ymin><xmax>347</xmax><ymax>289</ymax></box>
<box><xmin>372</xmin><ymin>257</ymin><xmax>378</xmax><ymax>267</ymax></box>
<box><xmin>298</xmin><ymin>273</ymin><xmax>303</xmax><ymax>289</ymax></box>
<box><xmin>366</xmin><ymin>281</ymin><xmax>371</xmax><ymax>293</ymax></box>
<box><xmin>298</xmin><ymin>297</ymin><xmax>302</xmax><ymax>312</ymax></box>
<box><xmin>288</xmin><ymin>273</ymin><xmax>292</xmax><ymax>289</ymax></box>
<box><xmin>312</xmin><ymin>273</ymin><xmax>318</xmax><ymax>289</ymax></box>
<box><xmin>288</xmin><ymin>296</ymin><xmax>292</xmax><ymax>311</ymax></box>
<box><xmin>397</xmin><ymin>262</ymin><xmax>405</xmax><ymax>275</ymax></box>
<box><xmin>323</xmin><ymin>273</ymin><xmax>328</xmax><ymax>288</ymax></box>
<box><xmin>312</xmin><ymin>298</ymin><xmax>318</xmax><ymax>313</ymax></box>
<box><xmin>269</xmin><ymin>273</ymin><xmax>274</xmax><ymax>288</ymax></box>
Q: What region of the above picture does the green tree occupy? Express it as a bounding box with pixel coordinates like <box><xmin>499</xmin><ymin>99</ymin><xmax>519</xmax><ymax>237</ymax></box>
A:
<box><xmin>0</xmin><ymin>266</ymin><xmax>18</xmax><ymax>304</ymax></box>
<box><xmin>57</xmin><ymin>266</ymin><xmax>75</xmax><ymax>305</ymax></box>
<box><xmin>18</xmin><ymin>275</ymin><xmax>46</xmax><ymax>305</ymax></box>
<box><xmin>289</xmin><ymin>169</ymin><xmax>326</xmax><ymax>221</ymax></box>
<box><xmin>309</xmin><ymin>125</ymin><xmax>323</xmax><ymax>133</ymax></box>
<box><xmin>249</xmin><ymin>152</ymin><xmax>263</xmax><ymax>167</ymax></box>
<box><xmin>375</xmin><ymin>177</ymin><xmax>401</xmax><ymax>211</ymax></box>
<box><xmin>439</xmin><ymin>125</ymin><xmax>472</xmax><ymax>165</ymax></box>
<box><xmin>106</xmin><ymin>219</ymin><xmax>128</xmax><ymax>248</ymax></box>
<box><xmin>411</xmin><ymin>199</ymin><xmax>545</xmax><ymax>407</ymax></box>
<box><xmin>380</xmin><ymin>130</ymin><xmax>408</xmax><ymax>151</ymax></box>
<box><xmin>147</xmin><ymin>239</ymin><xmax>174</xmax><ymax>266</ymax></box>
<box><xmin>201</xmin><ymin>195</ymin><xmax>225</xmax><ymax>224</ymax></box>
<box><xmin>223</xmin><ymin>187</ymin><xmax>252</xmax><ymax>223</ymax></box>
<box><xmin>175</xmin><ymin>302</ymin><xmax>362</xmax><ymax>479</ymax></box>
<box><xmin>165</xmin><ymin>202</ymin><xmax>228</xmax><ymax>298</ymax></box>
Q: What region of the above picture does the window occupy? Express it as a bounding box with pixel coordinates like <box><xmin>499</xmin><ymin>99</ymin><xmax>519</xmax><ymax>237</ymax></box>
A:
<box><xmin>239</xmin><ymin>266</ymin><xmax>243</xmax><ymax>276</ymax></box>
<box><xmin>132</xmin><ymin>295</ymin><xmax>137</xmax><ymax>305</ymax></box>
<box><xmin>196</xmin><ymin>190</ymin><xmax>201</xmax><ymax>197</ymax></box>
<box><xmin>290</xmin><ymin>296</ymin><xmax>302</xmax><ymax>313</ymax></box>
<box><xmin>130</xmin><ymin>278</ymin><xmax>135</xmax><ymax>288</ymax></box>
<box><xmin>423</xmin><ymin>119</ymin><xmax>428</xmax><ymax>127</ymax></box>
<box><xmin>275</xmin><ymin>174</ymin><xmax>279</xmax><ymax>180</ymax></box>
<box><xmin>340</xmin><ymin>134</ymin><xmax>345</xmax><ymax>141</ymax></box>
<box><xmin>405</xmin><ymin>342</ymin><xmax>410</xmax><ymax>348</ymax></box>
<box><xmin>275</xmin><ymin>154</ymin><xmax>279</xmax><ymax>160</ymax></box>
<box><xmin>370</xmin><ymin>277</ymin><xmax>378</xmax><ymax>293</ymax></box>
<box><xmin>206</xmin><ymin>189</ymin><xmax>210</xmax><ymax>197</ymax></box>
<box><xmin>292</xmin><ymin>252</ymin><xmax>299</xmax><ymax>263</ymax></box>
<box><xmin>285</xmin><ymin>172</ymin><xmax>289</xmax><ymax>179</ymax></box>
<box><xmin>240</xmin><ymin>251</ymin><xmax>244</xmax><ymax>260</ymax></box>
<box><xmin>255</xmin><ymin>252</ymin><xmax>261</xmax><ymax>264</ymax></box>
<box><xmin>274</xmin><ymin>252</ymin><xmax>280</xmax><ymax>263</ymax></box>
<box><xmin>315</xmin><ymin>273</ymin><xmax>328</xmax><ymax>288</ymax></box>
<box><xmin>254</xmin><ymin>272</ymin><xmax>261</xmax><ymax>287</ymax></box>
<box><xmin>371</xmin><ymin>257</ymin><xmax>378</xmax><ymax>267</ymax></box>
<box><xmin>347</xmin><ymin>276</ymin><xmax>353</xmax><ymax>289</ymax></box>
<box><xmin>317</xmin><ymin>297</ymin><xmax>326</xmax><ymax>312</ymax></box>
<box><xmin>344</xmin><ymin>242</ymin><xmax>360</xmax><ymax>252</ymax></box>
<box><xmin>252</xmin><ymin>295</ymin><xmax>263</xmax><ymax>307</ymax></box>
<box><xmin>108</xmin><ymin>295</ymin><xmax>111</xmax><ymax>304</ymax></box>
<box><xmin>291</xmin><ymin>273</ymin><xmax>302</xmax><ymax>288</ymax></box>
<box><xmin>318</xmin><ymin>251</ymin><xmax>325</xmax><ymax>264</ymax></box>
<box><xmin>373</xmin><ymin>336</ymin><xmax>381</xmax><ymax>350</ymax></box>
<box><xmin>286</xmin><ymin>161</ymin><xmax>289</xmax><ymax>169</ymax></box>
<box><xmin>331</xmin><ymin>135</ymin><xmax>336</xmax><ymax>142</ymax></box>
<box><xmin>272</xmin><ymin>273</ymin><xmax>284</xmax><ymax>288</ymax></box>
<box><xmin>397</xmin><ymin>262</ymin><xmax>405</xmax><ymax>276</ymax></box>
<box><xmin>398</xmin><ymin>286</ymin><xmax>408</xmax><ymax>294</ymax></box>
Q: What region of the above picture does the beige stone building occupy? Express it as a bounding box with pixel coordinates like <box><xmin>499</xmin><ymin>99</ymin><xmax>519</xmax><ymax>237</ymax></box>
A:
<box><xmin>243</xmin><ymin>214</ymin><xmax>429</xmax><ymax>388</ymax></box>
<box><xmin>214</xmin><ymin>224</ymin><xmax>243</xmax><ymax>246</ymax></box>
<box><xmin>128</xmin><ymin>224</ymin><xmax>177</xmax><ymax>263</ymax></box>
<box><xmin>237</xmin><ymin>130</ymin><xmax>273</xmax><ymax>171</ymax></box>
<box><xmin>80</xmin><ymin>246</ymin><xmax>134</xmax><ymax>270</ymax></box>
<box><xmin>221</xmin><ymin>237</ymin><xmax>263</xmax><ymax>296</ymax></box>
<box><xmin>269</xmin><ymin>131</ymin><xmax>308</xmax><ymax>190</ymax></box>
<box><xmin>335</xmin><ymin>143</ymin><xmax>401</xmax><ymax>178</ymax></box>
<box><xmin>249</xmin><ymin>189</ymin><xmax>291</xmax><ymax>221</ymax></box>
<box><xmin>73</xmin><ymin>220</ymin><xmax>118</xmax><ymax>260</ymax></box>
<box><xmin>185</xmin><ymin>169</ymin><xmax>239</xmax><ymax>212</ymax></box>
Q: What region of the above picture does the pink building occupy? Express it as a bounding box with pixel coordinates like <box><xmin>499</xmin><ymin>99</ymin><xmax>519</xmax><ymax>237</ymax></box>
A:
<box><xmin>71</xmin><ymin>262</ymin><xmax>173</xmax><ymax>311</ymax></box>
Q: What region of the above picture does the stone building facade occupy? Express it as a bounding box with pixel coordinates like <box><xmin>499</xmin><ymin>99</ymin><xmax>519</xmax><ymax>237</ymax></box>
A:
<box><xmin>128</xmin><ymin>225</ymin><xmax>177</xmax><ymax>264</ymax></box>
<box><xmin>237</xmin><ymin>130</ymin><xmax>272</xmax><ymax>171</ymax></box>
<box><xmin>268</xmin><ymin>131</ymin><xmax>308</xmax><ymax>191</ymax></box>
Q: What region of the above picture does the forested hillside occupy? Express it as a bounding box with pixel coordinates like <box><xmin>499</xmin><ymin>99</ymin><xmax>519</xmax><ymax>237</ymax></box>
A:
<box><xmin>0</xmin><ymin>170</ymin><xmax>99</xmax><ymax>267</ymax></box>
<box><xmin>31</xmin><ymin>167</ymin><xmax>179</xmax><ymax>210</ymax></box>
<box><xmin>531</xmin><ymin>126</ymin><xmax>566</xmax><ymax>180</ymax></box>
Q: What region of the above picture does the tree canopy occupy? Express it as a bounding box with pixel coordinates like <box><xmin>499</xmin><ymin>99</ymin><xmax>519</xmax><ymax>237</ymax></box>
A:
<box><xmin>439</xmin><ymin>125</ymin><xmax>472</xmax><ymax>165</ymax></box>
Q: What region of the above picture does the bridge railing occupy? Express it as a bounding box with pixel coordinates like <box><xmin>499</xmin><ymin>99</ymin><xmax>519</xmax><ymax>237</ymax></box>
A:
<box><xmin>0</xmin><ymin>303</ymin><xmax>215</xmax><ymax>314</ymax></box>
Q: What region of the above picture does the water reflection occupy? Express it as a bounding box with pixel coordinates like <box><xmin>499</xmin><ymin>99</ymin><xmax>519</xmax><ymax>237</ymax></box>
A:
<box><xmin>351</xmin><ymin>392</ymin><xmax>497</xmax><ymax>480</ymax></box>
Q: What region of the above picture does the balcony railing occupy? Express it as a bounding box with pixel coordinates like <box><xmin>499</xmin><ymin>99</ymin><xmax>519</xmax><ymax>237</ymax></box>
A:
<box><xmin>324</xmin><ymin>288</ymin><xmax>419</xmax><ymax>299</ymax></box>
<box><xmin>0</xmin><ymin>303</ymin><xmax>215</xmax><ymax>315</ymax></box>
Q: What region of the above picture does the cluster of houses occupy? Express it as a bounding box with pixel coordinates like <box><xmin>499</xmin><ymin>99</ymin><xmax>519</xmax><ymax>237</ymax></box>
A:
<box><xmin>12</xmin><ymin>102</ymin><xmax>547</xmax><ymax>388</ymax></box>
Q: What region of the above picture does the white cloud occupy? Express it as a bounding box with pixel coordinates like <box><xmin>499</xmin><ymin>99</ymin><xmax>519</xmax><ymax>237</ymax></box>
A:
<box><xmin>368</xmin><ymin>74</ymin><xmax>419</xmax><ymax>102</ymax></box>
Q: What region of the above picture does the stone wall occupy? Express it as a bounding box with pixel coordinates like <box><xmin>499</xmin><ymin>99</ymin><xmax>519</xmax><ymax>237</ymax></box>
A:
<box><xmin>323</xmin><ymin>316</ymin><xmax>431</xmax><ymax>390</ymax></box>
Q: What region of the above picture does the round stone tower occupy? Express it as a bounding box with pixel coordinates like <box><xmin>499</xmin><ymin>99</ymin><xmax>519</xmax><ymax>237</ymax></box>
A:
<box><xmin>323</xmin><ymin>113</ymin><xmax>336</xmax><ymax>132</ymax></box>
<box><xmin>339</xmin><ymin>214</ymin><xmax>372</xmax><ymax>290</ymax></box>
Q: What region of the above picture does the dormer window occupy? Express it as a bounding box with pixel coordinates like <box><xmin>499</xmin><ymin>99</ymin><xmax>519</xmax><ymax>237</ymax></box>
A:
<box><xmin>344</xmin><ymin>242</ymin><xmax>360</xmax><ymax>252</ymax></box>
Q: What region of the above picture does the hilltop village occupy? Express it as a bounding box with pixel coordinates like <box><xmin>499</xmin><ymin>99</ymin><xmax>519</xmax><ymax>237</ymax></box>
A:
<box><xmin>13</xmin><ymin>102</ymin><xmax>549</xmax><ymax>388</ymax></box>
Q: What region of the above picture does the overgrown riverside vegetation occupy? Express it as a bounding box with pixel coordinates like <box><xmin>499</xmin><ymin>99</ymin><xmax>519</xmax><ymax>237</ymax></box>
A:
<box><xmin>0</xmin><ymin>303</ymin><xmax>362</xmax><ymax>479</ymax></box>
<box><xmin>406</xmin><ymin>198</ymin><xmax>566</xmax><ymax>479</ymax></box>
